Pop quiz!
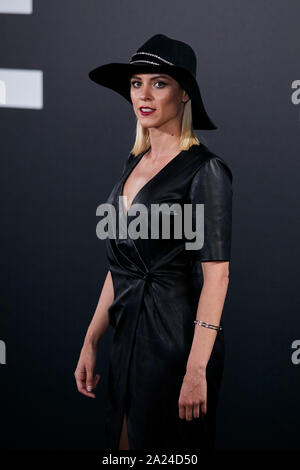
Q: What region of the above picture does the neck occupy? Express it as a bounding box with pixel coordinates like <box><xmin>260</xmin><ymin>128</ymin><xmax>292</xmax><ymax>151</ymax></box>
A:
<box><xmin>146</xmin><ymin>136</ymin><xmax>181</xmax><ymax>161</ymax></box>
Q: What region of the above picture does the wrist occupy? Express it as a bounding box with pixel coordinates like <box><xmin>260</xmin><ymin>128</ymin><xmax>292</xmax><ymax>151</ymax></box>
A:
<box><xmin>186</xmin><ymin>359</ymin><xmax>207</xmax><ymax>374</ymax></box>
<box><xmin>83</xmin><ymin>335</ymin><xmax>100</xmax><ymax>350</ymax></box>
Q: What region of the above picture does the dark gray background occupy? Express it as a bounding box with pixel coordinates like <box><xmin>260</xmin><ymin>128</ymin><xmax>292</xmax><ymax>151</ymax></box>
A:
<box><xmin>1</xmin><ymin>0</ymin><xmax>300</xmax><ymax>450</ymax></box>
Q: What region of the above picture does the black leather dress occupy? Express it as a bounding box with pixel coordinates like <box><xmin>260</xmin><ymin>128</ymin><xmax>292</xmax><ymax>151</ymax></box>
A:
<box><xmin>103</xmin><ymin>142</ymin><xmax>233</xmax><ymax>450</ymax></box>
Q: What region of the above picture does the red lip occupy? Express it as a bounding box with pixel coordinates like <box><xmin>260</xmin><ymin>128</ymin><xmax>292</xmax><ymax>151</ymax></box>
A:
<box><xmin>139</xmin><ymin>107</ymin><xmax>156</xmax><ymax>116</ymax></box>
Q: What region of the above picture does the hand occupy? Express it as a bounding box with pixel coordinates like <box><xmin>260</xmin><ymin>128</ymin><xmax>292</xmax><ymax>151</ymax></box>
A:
<box><xmin>74</xmin><ymin>344</ymin><xmax>101</xmax><ymax>398</ymax></box>
<box><xmin>178</xmin><ymin>367</ymin><xmax>207</xmax><ymax>420</ymax></box>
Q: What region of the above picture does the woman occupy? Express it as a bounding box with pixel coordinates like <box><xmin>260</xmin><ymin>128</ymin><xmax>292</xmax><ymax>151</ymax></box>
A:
<box><xmin>74</xmin><ymin>34</ymin><xmax>233</xmax><ymax>451</ymax></box>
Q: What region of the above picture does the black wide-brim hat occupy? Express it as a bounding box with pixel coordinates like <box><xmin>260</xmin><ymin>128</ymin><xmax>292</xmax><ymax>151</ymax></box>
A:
<box><xmin>88</xmin><ymin>33</ymin><xmax>217</xmax><ymax>130</ymax></box>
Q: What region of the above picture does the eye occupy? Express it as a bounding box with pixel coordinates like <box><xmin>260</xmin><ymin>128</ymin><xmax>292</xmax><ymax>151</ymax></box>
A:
<box><xmin>130</xmin><ymin>80</ymin><xmax>140</xmax><ymax>88</ymax></box>
<box><xmin>130</xmin><ymin>80</ymin><xmax>167</xmax><ymax>88</ymax></box>
<box><xmin>154</xmin><ymin>81</ymin><xmax>166</xmax><ymax>88</ymax></box>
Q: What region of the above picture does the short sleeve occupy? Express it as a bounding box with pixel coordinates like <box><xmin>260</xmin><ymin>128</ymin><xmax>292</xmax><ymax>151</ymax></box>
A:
<box><xmin>187</xmin><ymin>156</ymin><xmax>233</xmax><ymax>262</ymax></box>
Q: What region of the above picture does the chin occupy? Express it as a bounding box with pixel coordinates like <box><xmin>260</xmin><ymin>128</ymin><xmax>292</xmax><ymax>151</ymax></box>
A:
<box><xmin>141</xmin><ymin>123</ymin><xmax>159</xmax><ymax>130</ymax></box>
<box><xmin>139</xmin><ymin>117</ymin><xmax>162</xmax><ymax>127</ymax></box>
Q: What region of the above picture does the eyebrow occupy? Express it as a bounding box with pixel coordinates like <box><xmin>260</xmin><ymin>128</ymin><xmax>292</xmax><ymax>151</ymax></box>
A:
<box><xmin>130</xmin><ymin>74</ymin><xmax>169</xmax><ymax>80</ymax></box>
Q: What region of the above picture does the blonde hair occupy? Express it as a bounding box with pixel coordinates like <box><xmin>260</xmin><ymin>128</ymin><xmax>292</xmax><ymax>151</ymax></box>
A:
<box><xmin>129</xmin><ymin>99</ymin><xmax>200</xmax><ymax>157</ymax></box>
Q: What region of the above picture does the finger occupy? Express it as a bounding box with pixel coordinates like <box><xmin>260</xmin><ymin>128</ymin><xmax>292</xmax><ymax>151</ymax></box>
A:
<box><xmin>95</xmin><ymin>375</ymin><xmax>101</xmax><ymax>389</ymax></box>
<box><xmin>185</xmin><ymin>404</ymin><xmax>193</xmax><ymax>421</ymax></box>
<box><xmin>94</xmin><ymin>374</ymin><xmax>101</xmax><ymax>386</ymax></box>
<box><xmin>76</xmin><ymin>377</ymin><xmax>96</xmax><ymax>397</ymax></box>
<box><xmin>86</xmin><ymin>371</ymin><xmax>94</xmax><ymax>392</ymax></box>
<box><xmin>78</xmin><ymin>387</ymin><xmax>96</xmax><ymax>398</ymax></box>
<box><xmin>200</xmin><ymin>400</ymin><xmax>207</xmax><ymax>415</ymax></box>
<box><xmin>74</xmin><ymin>370</ymin><xmax>96</xmax><ymax>398</ymax></box>
<box><xmin>74</xmin><ymin>373</ymin><xmax>87</xmax><ymax>391</ymax></box>
<box><xmin>178</xmin><ymin>401</ymin><xmax>186</xmax><ymax>420</ymax></box>
<box><xmin>86</xmin><ymin>373</ymin><xmax>101</xmax><ymax>393</ymax></box>
<box><xmin>193</xmin><ymin>403</ymin><xmax>200</xmax><ymax>419</ymax></box>
<box><xmin>90</xmin><ymin>374</ymin><xmax>101</xmax><ymax>392</ymax></box>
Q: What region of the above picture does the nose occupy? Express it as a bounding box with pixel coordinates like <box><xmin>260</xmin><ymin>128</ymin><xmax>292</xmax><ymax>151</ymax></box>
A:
<box><xmin>137</xmin><ymin>82</ymin><xmax>153</xmax><ymax>101</ymax></box>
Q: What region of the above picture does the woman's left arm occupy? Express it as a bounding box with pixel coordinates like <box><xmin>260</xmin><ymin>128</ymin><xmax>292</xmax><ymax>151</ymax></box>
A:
<box><xmin>187</xmin><ymin>260</ymin><xmax>229</xmax><ymax>372</ymax></box>
<box><xmin>179</xmin><ymin>261</ymin><xmax>229</xmax><ymax>420</ymax></box>
<box><xmin>179</xmin><ymin>155</ymin><xmax>233</xmax><ymax>421</ymax></box>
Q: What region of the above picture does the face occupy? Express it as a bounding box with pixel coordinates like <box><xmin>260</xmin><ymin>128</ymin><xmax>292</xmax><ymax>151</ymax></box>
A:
<box><xmin>129</xmin><ymin>73</ymin><xmax>189</xmax><ymax>129</ymax></box>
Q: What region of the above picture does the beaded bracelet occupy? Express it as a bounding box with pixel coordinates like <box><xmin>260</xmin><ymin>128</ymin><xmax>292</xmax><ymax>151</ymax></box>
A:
<box><xmin>194</xmin><ymin>319</ymin><xmax>223</xmax><ymax>332</ymax></box>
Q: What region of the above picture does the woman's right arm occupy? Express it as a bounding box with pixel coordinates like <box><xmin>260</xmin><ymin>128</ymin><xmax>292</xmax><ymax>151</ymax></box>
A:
<box><xmin>74</xmin><ymin>270</ymin><xmax>114</xmax><ymax>398</ymax></box>
<box><xmin>83</xmin><ymin>270</ymin><xmax>114</xmax><ymax>348</ymax></box>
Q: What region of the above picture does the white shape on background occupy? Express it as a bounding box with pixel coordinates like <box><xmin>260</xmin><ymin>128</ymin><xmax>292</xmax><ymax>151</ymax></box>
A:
<box><xmin>0</xmin><ymin>69</ymin><xmax>43</xmax><ymax>109</ymax></box>
<box><xmin>0</xmin><ymin>79</ymin><xmax>6</xmax><ymax>104</ymax></box>
<box><xmin>291</xmin><ymin>339</ymin><xmax>300</xmax><ymax>365</ymax></box>
<box><xmin>0</xmin><ymin>0</ymin><xmax>32</xmax><ymax>14</ymax></box>
<box><xmin>0</xmin><ymin>340</ymin><xmax>6</xmax><ymax>365</ymax></box>
<box><xmin>291</xmin><ymin>80</ymin><xmax>300</xmax><ymax>105</ymax></box>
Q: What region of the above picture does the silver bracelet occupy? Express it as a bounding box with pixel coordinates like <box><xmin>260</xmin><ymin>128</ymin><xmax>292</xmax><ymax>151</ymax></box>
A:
<box><xmin>194</xmin><ymin>320</ymin><xmax>223</xmax><ymax>332</ymax></box>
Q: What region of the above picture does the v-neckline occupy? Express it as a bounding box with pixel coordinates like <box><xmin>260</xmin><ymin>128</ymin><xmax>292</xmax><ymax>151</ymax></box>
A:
<box><xmin>120</xmin><ymin>147</ymin><xmax>186</xmax><ymax>215</ymax></box>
